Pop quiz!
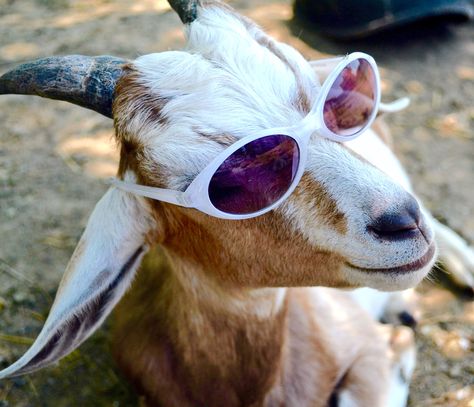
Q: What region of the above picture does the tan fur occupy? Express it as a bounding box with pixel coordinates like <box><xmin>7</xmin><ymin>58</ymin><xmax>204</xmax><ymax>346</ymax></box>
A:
<box><xmin>196</xmin><ymin>131</ymin><xmax>237</xmax><ymax>147</ymax></box>
<box><xmin>113</xmin><ymin>248</ymin><xmax>392</xmax><ymax>407</ymax></box>
<box><xmin>112</xmin><ymin>178</ymin><xmax>391</xmax><ymax>406</ymax></box>
<box><xmin>157</xmin><ymin>203</ymin><xmax>349</xmax><ymax>288</ymax></box>
<box><xmin>114</xmin><ymin>69</ymin><xmax>170</xmax><ymax>187</ymax></box>
<box><xmin>114</xmin><ymin>64</ymin><xmax>169</xmax><ymax>139</ymax></box>
<box><xmin>292</xmin><ymin>174</ymin><xmax>348</xmax><ymax>235</ymax></box>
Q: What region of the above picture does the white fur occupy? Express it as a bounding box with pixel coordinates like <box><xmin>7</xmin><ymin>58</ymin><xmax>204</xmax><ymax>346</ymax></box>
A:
<box><xmin>431</xmin><ymin>216</ymin><xmax>474</xmax><ymax>288</ymax></box>
<box><xmin>387</xmin><ymin>334</ymin><xmax>416</xmax><ymax>407</ymax></box>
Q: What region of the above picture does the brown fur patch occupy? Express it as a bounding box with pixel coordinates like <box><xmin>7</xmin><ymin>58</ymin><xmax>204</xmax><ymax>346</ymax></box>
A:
<box><xmin>113</xmin><ymin>63</ymin><xmax>169</xmax><ymax>142</ymax></box>
<box><xmin>113</xmin><ymin>64</ymin><xmax>173</xmax><ymax>187</ymax></box>
<box><xmin>155</xmin><ymin>203</ymin><xmax>349</xmax><ymax>289</ymax></box>
<box><xmin>195</xmin><ymin>130</ymin><xmax>237</xmax><ymax>147</ymax></box>
<box><xmin>113</xmin><ymin>248</ymin><xmax>288</xmax><ymax>407</ymax></box>
<box><xmin>292</xmin><ymin>174</ymin><xmax>348</xmax><ymax>235</ymax></box>
<box><xmin>113</xmin><ymin>247</ymin><xmax>388</xmax><ymax>406</ymax></box>
<box><xmin>116</xmin><ymin>139</ymin><xmax>140</xmax><ymax>179</ymax></box>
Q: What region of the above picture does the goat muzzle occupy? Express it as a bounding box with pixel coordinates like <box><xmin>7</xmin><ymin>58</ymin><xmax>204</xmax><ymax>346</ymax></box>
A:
<box><xmin>0</xmin><ymin>55</ymin><xmax>127</xmax><ymax>118</ymax></box>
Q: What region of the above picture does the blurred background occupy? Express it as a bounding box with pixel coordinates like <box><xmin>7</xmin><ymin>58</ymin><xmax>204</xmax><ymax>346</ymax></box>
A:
<box><xmin>0</xmin><ymin>0</ymin><xmax>472</xmax><ymax>405</ymax></box>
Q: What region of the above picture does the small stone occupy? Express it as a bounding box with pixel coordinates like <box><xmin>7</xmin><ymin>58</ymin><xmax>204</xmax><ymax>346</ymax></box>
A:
<box><xmin>5</xmin><ymin>207</ymin><xmax>17</xmax><ymax>218</ymax></box>
<box><xmin>420</xmin><ymin>325</ymin><xmax>433</xmax><ymax>335</ymax></box>
<box><xmin>12</xmin><ymin>291</ymin><xmax>28</xmax><ymax>304</ymax></box>
<box><xmin>448</xmin><ymin>365</ymin><xmax>462</xmax><ymax>378</ymax></box>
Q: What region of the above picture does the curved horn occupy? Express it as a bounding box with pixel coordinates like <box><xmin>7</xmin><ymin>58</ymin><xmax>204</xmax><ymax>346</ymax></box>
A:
<box><xmin>168</xmin><ymin>0</ymin><xmax>200</xmax><ymax>23</ymax></box>
<box><xmin>0</xmin><ymin>55</ymin><xmax>127</xmax><ymax>118</ymax></box>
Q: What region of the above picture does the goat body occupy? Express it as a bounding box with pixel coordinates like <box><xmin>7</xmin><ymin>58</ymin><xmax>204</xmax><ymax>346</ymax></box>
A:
<box><xmin>113</xmin><ymin>247</ymin><xmax>402</xmax><ymax>406</ymax></box>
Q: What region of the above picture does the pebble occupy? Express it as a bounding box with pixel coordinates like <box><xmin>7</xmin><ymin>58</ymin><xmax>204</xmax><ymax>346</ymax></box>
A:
<box><xmin>12</xmin><ymin>291</ymin><xmax>28</xmax><ymax>304</ymax></box>
<box><xmin>448</xmin><ymin>365</ymin><xmax>462</xmax><ymax>378</ymax></box>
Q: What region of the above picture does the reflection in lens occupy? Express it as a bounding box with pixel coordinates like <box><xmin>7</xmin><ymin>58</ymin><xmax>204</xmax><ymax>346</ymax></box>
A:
<box><xmin>323</xmin><ymin>59</ymin><xmax>377</xmax><ymax>136</ymax></box>
<box><xmin>208</xmin><ymin>135</ymin><xmax>300</xmax><ymax>215</ymax></box>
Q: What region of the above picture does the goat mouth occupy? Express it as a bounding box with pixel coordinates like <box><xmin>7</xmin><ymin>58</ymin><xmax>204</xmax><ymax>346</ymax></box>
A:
<box><xmin>347</xmin><ymin>243</ymin><xmax>436</xmax><ymax>275</ymax></box>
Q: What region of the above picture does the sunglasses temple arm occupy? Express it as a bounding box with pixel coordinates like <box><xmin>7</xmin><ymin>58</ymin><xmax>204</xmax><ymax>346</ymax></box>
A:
<box><xmin>107</xmin><ymin>178</ymin><xmax>192</xmax><ymax>208</ymax></box>
<box><xmin>377</xmin><ymin>97</ymin><xmax>410</xmax><ymax>117</ymax></box>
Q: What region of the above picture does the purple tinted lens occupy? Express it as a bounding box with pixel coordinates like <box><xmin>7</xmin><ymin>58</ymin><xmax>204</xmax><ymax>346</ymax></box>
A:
<box><xmin>208</xmin><ymin>135</ymin><xmax>300</xmax><ymax>215</ymax></box>
<box><xmin>323</xmin><ymin>58</ymin><xmax>377</xmax><ymax>137</ymax></box>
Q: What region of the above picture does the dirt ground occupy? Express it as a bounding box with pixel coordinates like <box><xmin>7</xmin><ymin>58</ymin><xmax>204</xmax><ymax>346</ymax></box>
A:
<box><xmin>0</xmin><ymin>0</ymin><xmax>472</xmax><ymax>406</ymax></box>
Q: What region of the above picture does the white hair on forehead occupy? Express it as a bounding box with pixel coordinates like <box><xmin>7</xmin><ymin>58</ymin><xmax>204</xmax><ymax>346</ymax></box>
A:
<box><xmin>185</xmin><ymin>7</ymin><xmax>320</xmax><ymax>106</ymax></box>
<box><xmin>129</xmin><ymin>6</ymin><xmax>321</xmax><ymax>190</ymax></box>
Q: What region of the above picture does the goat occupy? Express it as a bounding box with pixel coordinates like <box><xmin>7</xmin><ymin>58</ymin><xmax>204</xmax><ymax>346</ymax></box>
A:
<box><xmin>0</xmin><ymin>1</ymin><xmax>473</xmax><ymax>405</ymax></box>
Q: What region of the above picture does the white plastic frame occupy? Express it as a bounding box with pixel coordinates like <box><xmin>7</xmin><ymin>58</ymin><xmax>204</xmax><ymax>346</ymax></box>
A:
<box><xmin>111</xmin><ymin>52</ymin><xmax>382</xmax><ymax>220</ymax></box>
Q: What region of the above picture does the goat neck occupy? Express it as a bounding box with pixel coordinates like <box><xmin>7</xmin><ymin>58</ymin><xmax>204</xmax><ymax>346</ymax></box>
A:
<box><xmin>113</xmin><ymin>243</ymin><xmax>288</xmax><ymax>407</ymax></box>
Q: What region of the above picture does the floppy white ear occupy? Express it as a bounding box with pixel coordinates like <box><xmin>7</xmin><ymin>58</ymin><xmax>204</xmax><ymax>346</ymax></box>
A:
<box><xmin>0</xmin><ymin>187</ymin><xmax>154</xmax><ymax>378</ymax></box>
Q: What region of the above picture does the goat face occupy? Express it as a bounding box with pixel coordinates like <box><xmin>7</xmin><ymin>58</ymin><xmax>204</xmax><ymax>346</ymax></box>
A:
<box><xmin>113</xmin><ymin>5</ymin><xmax>436</xmax><ymax>292</ymax></box>
<box><xmin>0</xmin><ymin>0</ymin><xmax>436</xmax><ymax>379</ymax></box>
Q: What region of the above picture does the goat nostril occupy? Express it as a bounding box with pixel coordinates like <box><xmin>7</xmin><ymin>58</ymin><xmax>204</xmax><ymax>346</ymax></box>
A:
<box><xmin>405</xmin><ymin>197</ymin><xmax>421</xmax><ymax>226</ymax></box>
<box><xmin>368</xmin><ymin>198</ymin><xmax>421</xmax><ymax>241</ymax></box>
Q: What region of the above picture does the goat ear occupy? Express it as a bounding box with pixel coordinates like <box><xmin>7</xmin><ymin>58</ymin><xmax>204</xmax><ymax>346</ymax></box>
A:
<box><xmin>0</xmin><ymin>187</ymin><xmax>153</xmax><ymax>378</ymax></box>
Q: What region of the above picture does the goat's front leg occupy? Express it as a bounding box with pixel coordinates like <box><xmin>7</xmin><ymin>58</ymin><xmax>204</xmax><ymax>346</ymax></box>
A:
<box><xmin>385</xmin><ymin>326</ymin><xmax>416</xmax><ymax>407</ymax></box>
<box><xmin>336</xmin><ymin>325</ymin><xmax>415</xmax><ymax>407</ymax></box>
<box><xmin>430</xmin><ymin>216</ymin><xmax>474</xmax><ymax>292</ymax></box>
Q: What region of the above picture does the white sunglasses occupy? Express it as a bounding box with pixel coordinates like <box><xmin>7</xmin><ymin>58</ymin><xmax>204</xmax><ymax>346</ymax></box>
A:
<box><xmin>111</xmin><ymin>52</ymin><xmax>408</xmax><ymax>220</ymax></box>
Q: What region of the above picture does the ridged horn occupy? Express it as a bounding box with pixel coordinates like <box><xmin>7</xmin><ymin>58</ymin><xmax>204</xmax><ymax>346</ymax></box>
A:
<box><xmin>0</xmin><ymin>55</ymin><xmax>127</xmax><ymax>118</ymax></box>
<box><xmin>168</xmin><ymin>0</ymin><xmax>200</xmax><ymax>23</ymax></box>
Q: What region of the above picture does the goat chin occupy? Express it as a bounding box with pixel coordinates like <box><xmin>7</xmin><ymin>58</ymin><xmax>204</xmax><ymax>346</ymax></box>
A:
<box><xmin>341</xmin><ymin>242</ymin><xmax>438</xmax><ymax>291</ymax></box>
<box><xmin>342</xmin><ymin>256</ymin><xmax>437</xmax><ymax>292</ymax></box>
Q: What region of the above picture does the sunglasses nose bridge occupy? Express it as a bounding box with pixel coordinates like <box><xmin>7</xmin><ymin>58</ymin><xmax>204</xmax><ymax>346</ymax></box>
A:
<box><xmin>300</xmin><ymin>113</ymin><xmax>320</xmax><ymax>137</ymax></box>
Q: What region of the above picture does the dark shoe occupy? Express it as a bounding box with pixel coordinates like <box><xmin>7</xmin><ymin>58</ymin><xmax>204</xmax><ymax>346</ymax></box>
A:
<box><xmin>293</xmin><ymin>0</ymin><xmax>474</xmax><ymax>39</ymax></box>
